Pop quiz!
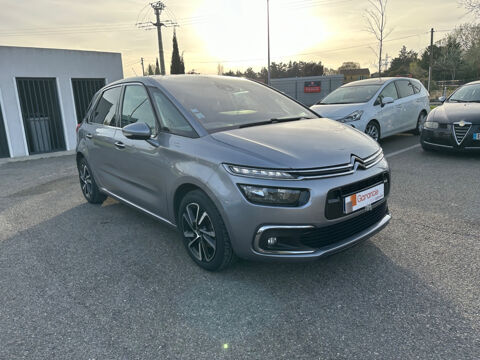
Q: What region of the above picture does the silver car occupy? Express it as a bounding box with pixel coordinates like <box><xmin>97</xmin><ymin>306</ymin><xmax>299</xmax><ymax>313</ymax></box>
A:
<box><xmin>76</xmin><ymin>75</ymin><xmax>391</xmax><ymax>271</ymax></box>
<box><xmin>311</xmin><ymin>77</ymin><xmax>430</xmax><ymax>141</ymax></box>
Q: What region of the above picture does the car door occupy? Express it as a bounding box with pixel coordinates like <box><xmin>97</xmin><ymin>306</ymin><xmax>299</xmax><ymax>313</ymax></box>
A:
<box><xmin>373</xmin><ymin>81</ymin><xmax>400</xmax><ymax>137</ymax></box>
<box><xmin>83</xmin><ymin>86</ymin><xmax>122</xmax><ymax>189</ymax></box>
<box><xmin>111</xmin><ymin>84</ymin><xmax>167</xmax><ymax>216</ymax></box>
<box><xmin>394</xmin><ymin>80</ymin><xmax>417</xmax><ymax>132</ymax></box>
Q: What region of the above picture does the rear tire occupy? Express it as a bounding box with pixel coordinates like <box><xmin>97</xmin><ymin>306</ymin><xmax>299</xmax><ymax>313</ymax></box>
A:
<box><xmin>77</xmin><ymin>157</ymin><xmax>107</xmax><ymax>204</ymax></box>
<box><xmin>178</xmin><ymin>190</ymin><xmax>236</xmax><ymax>271</ymax></box>
<box><xmin>412</xmin><ymin>112</ymin><xmax>426</xmax><ymax>135</ymax></box>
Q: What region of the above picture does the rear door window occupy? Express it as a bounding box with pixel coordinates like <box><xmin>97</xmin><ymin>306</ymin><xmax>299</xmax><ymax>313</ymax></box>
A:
<box><xmin>395</xmin><ymin>80</ymin><xmax>415</xmax><ymax>98</ymax></box>
<box><xmin>91</xmin><ymin>87</ymin><xmax>121</xmax><ymax>126</ymax></box>
<box><xmin>376</xmin><ymin>82</ymin><xmax>398</xmax><ymax>105</ymax></box>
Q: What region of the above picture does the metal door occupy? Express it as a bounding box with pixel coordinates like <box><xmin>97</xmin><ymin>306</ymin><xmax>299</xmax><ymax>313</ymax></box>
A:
<box><xmin>72</xmin><ymin>78</ymin><xmax>105</xmax><ymax>123</ymax></box>
<box><xmin>16</xmin><ymin>78</ymin><xmax>66</xmax><ymax>154</ymax></box>
<box><xmin>0</xmin><ymin>100</ymin><xmax>10</xmax><ymax>158</ymax></box>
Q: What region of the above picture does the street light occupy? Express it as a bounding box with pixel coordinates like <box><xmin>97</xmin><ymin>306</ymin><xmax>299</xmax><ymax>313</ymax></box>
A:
<box><xmin>267</xmin><ymin>0</ymin><xmax>271</xmax><ymax>85</ymax></box>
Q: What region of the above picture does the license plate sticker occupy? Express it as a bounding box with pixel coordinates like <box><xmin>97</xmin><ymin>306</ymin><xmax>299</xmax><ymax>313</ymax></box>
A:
<box><xmin>344</xmin><ymin>183</ymin><xmax>384</xmax><ymax>214</ymax></box>
<box><xmin>473</xmin><ymin>133</ymin><xmax>480</xmax><ymax>140</ymax></box>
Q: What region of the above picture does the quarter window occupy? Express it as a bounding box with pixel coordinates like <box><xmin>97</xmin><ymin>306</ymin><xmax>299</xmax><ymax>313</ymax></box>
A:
<box><xmin>395</xmin><ymin>80</ymin><xmax>415</xmax><ymax>98</ymax></box>
<box><xmin>91</xmin><ymin>87</ymin><xmax>121</xmax><ymax>126</ymax></box>
<box><xmin>121</xmin><ymin>85</ymin><xmax>157</xmax><ymax>134</ymax></box>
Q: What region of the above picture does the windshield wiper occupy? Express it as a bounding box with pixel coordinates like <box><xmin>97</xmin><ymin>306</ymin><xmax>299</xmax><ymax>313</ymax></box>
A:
<box><xmin>239</xmin><ymin>116</ymin><xmax>312</xmax><ymax>129</ymax></box>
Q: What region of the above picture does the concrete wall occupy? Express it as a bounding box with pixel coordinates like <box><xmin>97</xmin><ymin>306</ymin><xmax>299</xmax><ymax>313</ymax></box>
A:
<box><xmin>0</xmin><ymin>46</ymin><xmax>123</xmax><ymax>157</ymax></box>
<box><xmin>270</xmin><ymin>75</ymin><xmax>344</xmax><ymax>106</ymax></box>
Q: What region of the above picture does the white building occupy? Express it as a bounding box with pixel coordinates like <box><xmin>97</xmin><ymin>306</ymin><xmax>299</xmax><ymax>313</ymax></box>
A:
<box><xmin>0</xmin><ymin>46</ymin><xmax>123</xmax><ymax>158</ymax></box>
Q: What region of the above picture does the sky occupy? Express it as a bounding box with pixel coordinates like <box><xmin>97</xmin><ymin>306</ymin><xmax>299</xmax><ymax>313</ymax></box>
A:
<box><xmin>0</xmin><ymin>0</ymin><xmax>476</xmax><ymax>77</ymax></box>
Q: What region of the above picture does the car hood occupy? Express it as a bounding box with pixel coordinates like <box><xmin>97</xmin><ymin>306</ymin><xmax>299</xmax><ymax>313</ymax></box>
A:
<box><xmin>433</xmin><ymin>102</ymin><xmax>480</xmax><ymax>124</ymax></box>
<box><xmin>310</xmin><ymin>103</ymin><xmax>366</xmax><ymax>120</ymax></box>
<box><xmin>210</xmin><ymin>118</ymin><xmax>379</xmax><ymax>169</ymax></box>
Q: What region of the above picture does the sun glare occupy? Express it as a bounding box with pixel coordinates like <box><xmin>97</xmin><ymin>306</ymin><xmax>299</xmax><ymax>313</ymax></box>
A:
<box><xmin>194</xmin><ymin>0</ymin><xmax>330</xmax><ymax>69</ymax></box>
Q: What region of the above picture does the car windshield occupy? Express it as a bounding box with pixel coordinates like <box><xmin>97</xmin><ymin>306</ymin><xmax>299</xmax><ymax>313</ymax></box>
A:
<box><xmin>157</xmin><ymin>76</ymin><xmax>316</xmax><ymax>132</ymax></box>
<box><xmin>319</xmin><ymin>84</ymin><xmax>382</xmax><ymax>104</ymax></box>
<box><xmin>449</xmin><ymin>83</ymin><xmax>480</xmax><ymax>103</ymax></box>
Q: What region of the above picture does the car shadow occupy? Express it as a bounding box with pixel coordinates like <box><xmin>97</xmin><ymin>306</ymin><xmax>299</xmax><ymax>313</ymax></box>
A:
<box><xmin>0</xmin><ymin>197</ymin><xmax>478</xmax><ymax>359</ymax></box>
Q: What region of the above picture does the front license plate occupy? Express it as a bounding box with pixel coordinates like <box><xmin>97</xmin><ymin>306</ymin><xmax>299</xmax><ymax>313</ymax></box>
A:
<box><xmin>473</xmin><ymin>133</ymin><xmax>480</xmax><ymax>140</ymax></box>
<box><xmin>344</xmin><ymin>183</ymin><xmax>384</xmax><ymax>214</ymax></box>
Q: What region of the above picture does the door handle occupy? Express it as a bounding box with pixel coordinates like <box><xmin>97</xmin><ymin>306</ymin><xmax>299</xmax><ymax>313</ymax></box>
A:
<box><xmin>114</xmin><ymin>141</ymin><xmax>125</xmax><ymax>149</ymax></box>
<box><xmin>86</xmin><ymin>133</ymin><xmax>93</xmax><ymax>139</ymax></box>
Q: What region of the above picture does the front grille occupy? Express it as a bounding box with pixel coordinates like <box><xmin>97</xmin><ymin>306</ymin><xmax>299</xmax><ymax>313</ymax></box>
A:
<box><xmin>300</xmin><ymin>201</ymin><xmax>388</xmax><ymax>249</ymax></box>
<box><xmin>453</xmin><ymin>123</ymin><xmax>472</xmax><ymax>145</ymax></box>
<box><xmin>325</xmin><ymin>172</ymin><xmax>390</xmax><ymax>219</ymax></box>
<box><xmin>287</xmin><ymin>149</ymin><xmax>384</xmax><ymax>179</ymax></box>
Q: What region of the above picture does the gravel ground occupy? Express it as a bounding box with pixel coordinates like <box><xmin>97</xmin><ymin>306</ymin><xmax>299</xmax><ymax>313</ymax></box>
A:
<box><xmin>0</xmin><ymin>134</ymin><xmax>478</xmax><ymax>359</ymax></box>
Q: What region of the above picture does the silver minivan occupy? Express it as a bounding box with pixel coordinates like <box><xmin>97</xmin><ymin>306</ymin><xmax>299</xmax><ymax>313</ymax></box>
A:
<box><xmin>311</xmin><ymin>77</ymin><xmax>430</xmax><ymax>141</ymax></box>
<box><xmin>77</xmin><ymin>75</ymin><xmax>391</xmax><ymax>271</ymax></box>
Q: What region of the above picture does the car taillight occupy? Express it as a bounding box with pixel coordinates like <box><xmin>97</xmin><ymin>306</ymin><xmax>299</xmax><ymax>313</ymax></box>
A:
<box><xmin>76</xmin><ymin>123</ymin><xmax>81</xmax><ymax>133</ymax></box>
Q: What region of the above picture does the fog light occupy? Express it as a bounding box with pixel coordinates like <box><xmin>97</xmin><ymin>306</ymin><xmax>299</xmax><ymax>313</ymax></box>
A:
<box><xmin>267</xmin><ymin>237</ymin><xmax>277</xmax><ymax>246</ymax></box>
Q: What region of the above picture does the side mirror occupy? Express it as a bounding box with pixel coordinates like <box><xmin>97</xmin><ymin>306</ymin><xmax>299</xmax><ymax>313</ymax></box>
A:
<box><xmin>382</xmin><ymin>97</ymin><xmax>394</xmax><ymax>106</ymax></box>
<box><xmin>438</xmin><ymin>96</ymin><xmax>446</xmax><ymax>103</ymax></box>
<box><xmin>122</xmin><ymin>122</ymin><xmax>152</xmax><ymax>140</ymax></box>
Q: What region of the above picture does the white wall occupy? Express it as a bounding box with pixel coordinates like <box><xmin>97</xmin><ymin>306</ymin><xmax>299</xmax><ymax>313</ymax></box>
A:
<box><xmin>0</xmin><ymin>46</ymin><xmax>123</xmax><ymax>157</ymax></box>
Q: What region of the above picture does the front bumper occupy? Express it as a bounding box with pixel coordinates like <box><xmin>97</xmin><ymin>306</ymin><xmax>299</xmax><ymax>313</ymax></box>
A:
<box><xmin>207</xmin><ymin>158</ymin><xmax>390</xmax><ymax>261</ymax></box>
<box><xmin>252</xmin><ymin>202</ymin><xmax>390</xmax><ymax>260</ymax></box>
<box><xmin>421</xmin><ymin>124</ymin><xmax>480</xmax><ymax>151</ymax></box>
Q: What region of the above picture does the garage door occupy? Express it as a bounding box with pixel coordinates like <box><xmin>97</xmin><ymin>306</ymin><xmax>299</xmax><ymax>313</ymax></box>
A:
<box><xmin>0</xmin><ymin>101</ymin><xmax>9</xmax><ymax>158</ymax></box>
<box><xmin>72</xmin><ymin>78</ymin><xmax>105</xmax><ymax>123</ymax></box>
<box><xmin>16</xmin><ymin>78</ymin><xmax>66</xmax><ymax>155</ymax></box>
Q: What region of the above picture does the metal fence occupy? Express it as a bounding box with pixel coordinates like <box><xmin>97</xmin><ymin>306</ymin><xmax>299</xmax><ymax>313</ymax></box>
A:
<box><xmin>270</xmin><ymin>75</ymin><xmax>344</xmax><ymax>106</ymax></box>
<box><xmin>16</xmin><ymin>78</ymin><xmax>66</xmax><ymax>155</ymax></box>
<box><xmin>71</xmin><ymin>78</ymin><xmax>105</xmax><ymax>123</ymax></box>
<box><xmin>0</xmin><ymin>101</ymin><xmax>9</xmax><ymax>158</ymax></box>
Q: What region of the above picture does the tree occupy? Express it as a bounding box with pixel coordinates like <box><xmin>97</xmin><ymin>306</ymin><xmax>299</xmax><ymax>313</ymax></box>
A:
<box><xmin>386</xmin><ymin>45</ymin><xmax>418</xmax><ymax>76</ymax></box>
<box><xmin>436</xmin><ymin>36</ymin><xmax>464</xmax><ymax>80</ymax></box>
<box><xmin>147</xmin><ymin>64</ymin><xmax>155</xmax><ymax>75</ymax></box>
<box><xmin>155</xmin><ymin>59</ymin><xmax>161</xmax><ymax>75</ymax></box>
<box><xmin>460</xmin><ymin>0</ymin><xmax>480</xmax><ymax>17</ymax></box>
<box><xmin>338</xmin><ymin>62</ymin><xmax>360</xmax><ymax>71</ymax></box>
<box><xmin>217</xmin><ymin>64</ymin><xmax>224</xmax><ymax>75</ymax></box>
<box><xmin>365</xmin><ymin>0</ymin><xmax>392</xmax><ymax>77</ymax></box>
<box><xmin>170</xmin><ymin>31</ymin><xmax>185</xmax><ymax>74</ymax></box>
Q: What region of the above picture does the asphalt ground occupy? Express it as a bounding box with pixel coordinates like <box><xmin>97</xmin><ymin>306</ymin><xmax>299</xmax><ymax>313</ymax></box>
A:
<box><xmin>0</xmin><ymin>133</ymin><xmax>479</xmax><ymax>359</ymax></box>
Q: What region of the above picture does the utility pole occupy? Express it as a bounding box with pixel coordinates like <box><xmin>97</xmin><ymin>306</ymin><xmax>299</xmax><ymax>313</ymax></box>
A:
<box><xmin>151</xmin><ymin>1</ymin><xmax>166</xmax><ymax>75</ymax></box>
<box><xmin>428</xmin><ymin>28</ymin><xmax>434</xmax><ymax>92</ymax></box>
<box><xmin>383</xmin><ymin>53</ymin><xmax>391</xmax><ymax>73</ymax></box>
<box><xmin>141</xmin><ymin>57</ymin><xmax>145</xmax><ymax>76</ymax></box>
<box><xmin>267</xmin><ymin>0</ymin><xmax>271</xmax><ymax>85</ymax></box>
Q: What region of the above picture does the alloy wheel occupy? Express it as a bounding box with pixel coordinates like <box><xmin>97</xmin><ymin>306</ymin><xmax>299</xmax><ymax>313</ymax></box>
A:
<box><xmin>418</xmin><ymin>113</ymin><xmax>426</xmax><ymax>134</ymax></box>
<box><xmin>366</xmin><ymin>123</ymin><xmax>379</xmax><ymax>141</ymax></box>
<box><xmin>79</xmin><ymin>164</ymin><xmax>92</xmax><ymax>199</ymax></box>
<box><xmin>182</xmin><ymin>202</ymin><xmax>217</xmax><ymax>262</ymax></box>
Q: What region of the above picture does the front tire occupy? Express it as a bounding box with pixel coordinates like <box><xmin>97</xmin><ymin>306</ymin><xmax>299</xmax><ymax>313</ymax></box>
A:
<box><xmin>178</xmin><ymin>190</ymin><xmax>236</xmax><ymax>271</ymax></box>
<box><xmin>77</xmin><ymin>157</ymin><xmax>107</xmax><ymax>204</ymax></box>
<box><xmin>365</xmin><ymin>121</ymin><xmax>380</xmax><ymax>142</ymax></box>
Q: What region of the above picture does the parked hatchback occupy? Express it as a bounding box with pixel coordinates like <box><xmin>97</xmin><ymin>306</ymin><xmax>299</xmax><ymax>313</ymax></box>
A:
<box><xmin>77</xmin><ymin>75</ymin><xmax>391</xmax><ymax>271</ymax></box>
<box><xmin>311</xmin><ymin>77</ymin><xmax>430</xmax><ymax>141</ymax></box>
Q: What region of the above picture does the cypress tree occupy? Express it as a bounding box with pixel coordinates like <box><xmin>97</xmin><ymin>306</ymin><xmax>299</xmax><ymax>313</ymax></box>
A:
<box><xmin>171</xmin><ymin>30</ymin><xmax>185</xmax><ymax>74</ymax></box>
<box><xmin>155</xmin><ymin>59</ymin><xmax>160</xmax><ymax>75</ymax></box>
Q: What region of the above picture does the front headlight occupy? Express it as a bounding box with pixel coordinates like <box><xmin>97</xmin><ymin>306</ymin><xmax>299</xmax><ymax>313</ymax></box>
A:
<box><xmin>339</xmin><ymin>110</ymin><xmax>363</xmax><ymax>123</ymax></box>
<box><xmin>423</xmin><ymin>121</ymin><xmax>439</xmax><ymax>129</ymax></box>
<box><xmin>224</xmin><ymin>164</ymin><xmax>295</xmax><ymax>180</ymax></box>
<box><xmin>238</xmin><ymin>185</ymin><xmax>309</xmax><ymax>206</ymax></box>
